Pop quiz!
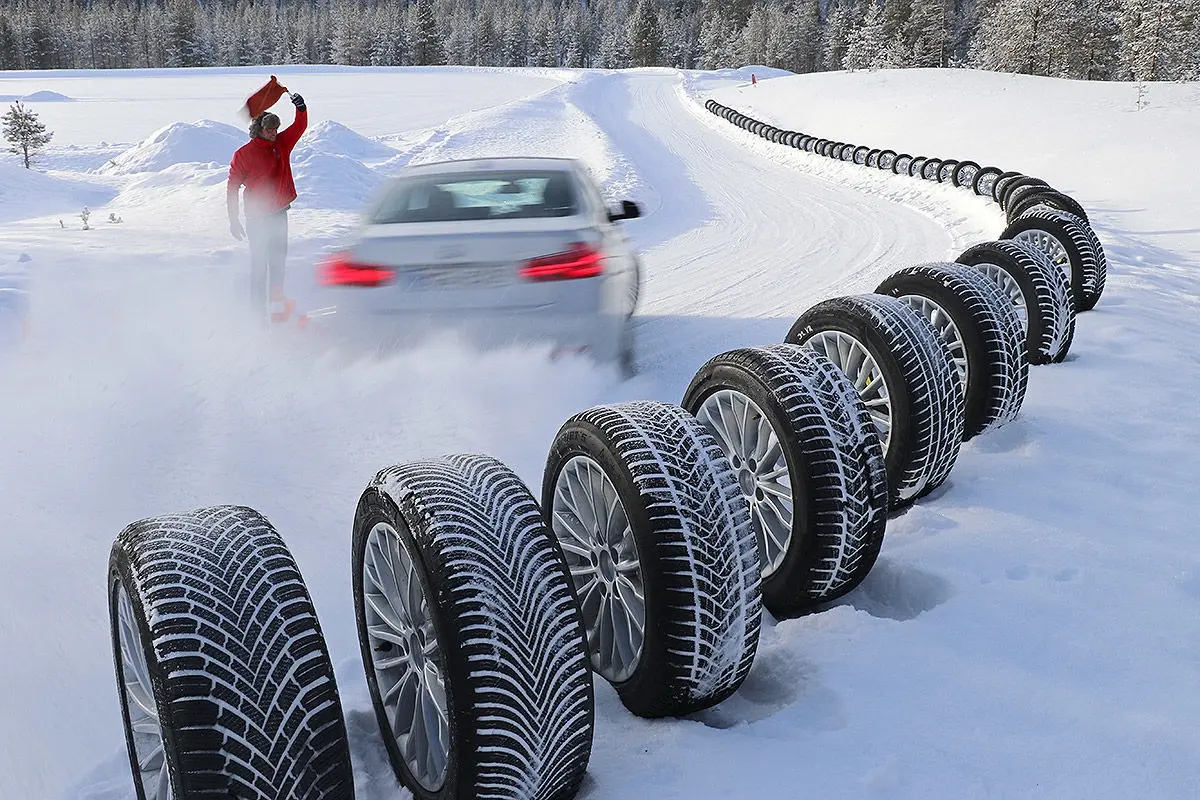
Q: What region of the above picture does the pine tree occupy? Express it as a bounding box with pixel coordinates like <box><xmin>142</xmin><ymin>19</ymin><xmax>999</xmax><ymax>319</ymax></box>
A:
<box><xmin>0</xmin><ymin>15</ymin><xmax>18</xmax><ymax>71</ymax></box>
<box><xmin>697</xmin><ymin>2</ymin><xmax>741</xmax><ymax>68</ymax></box>
<box><xmin>629</xmin><ymin>0</ymin><xmax>664</xmax><ymax>66</ymax></box>
<box><xmin>906</xmin><ymin>0</ymin><xmax>947</xmax><ymax>66</ymax></box>
<box><xmin>3</xmin><ymin>101</ymin><xmax>52</xmax><ymax>169</ymax></box>
<box><xmin>560</xmin><ymin>1</ymin><xmax>587</xmax><ymax>67</ymax></box>
<box><xmin>530</xmin><ymin>1</ymin><xmax>559</xmax><ymax>67</ymax></box>
<box><xmin>824</xmin><ymin>0</ymin><xmax>860</xmax><ymax>70</ymax></box>
<box><xmin>165</xmin><ymin>0</ymin><xmax>203</xmax><ymax>67</ymax></box>
<box><xmin>1072</xmin><ymin>0</ymin><xmax>1121</xmax><ymax>79</ymax></box>
<box><xmin>790</xmin><ymin>0</ymin><xmax>824</xmax><ymax>73</ymax></box>
<box><xmin>443</xmin><ymin>0</ymin><xmax>475</xmax><ymax>66</ymax></box>
<box><xmin>970</xmin><ymin>0</ymin><xmax>1074</xmax><ymax>75</ymax></box>
<box><xmin>741</xmin><ymin>5</ymin><xmax>772</xmax><ymax>64</ymax></box>
<box><xmin>845</xmin><ymin>1</ymin><xmax>890</xmax><ymax>68</ymax></box>
<box><xmin>502</xmin><ymin>0</ymin><xmax>530</xmax><ymax>66</ymax></box>
<box><xmin>408</xmin><ymin>0</ymin><xmax>444</xmax><ymax>66</ymax></box>
<box><xmin>597</xmin><ymin>0</ymin><xmax>632</xmax><ymax>67</ymax></box>
<box><xmin>1119</xmin><ymin>0</ymin><xmax>1190</xmax><ymax>80</ymax></box>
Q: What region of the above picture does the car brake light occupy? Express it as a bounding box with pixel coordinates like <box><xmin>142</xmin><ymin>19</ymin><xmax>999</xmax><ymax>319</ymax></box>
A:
<box><xmin>318</xmin><ymin>253</ymin><xmax>395</xmax><ymax>287</ymax></box>
<box><xmin>519</xmin><ymin>242</ymin><xmax>604</xmax><ymax>281</ymax></box>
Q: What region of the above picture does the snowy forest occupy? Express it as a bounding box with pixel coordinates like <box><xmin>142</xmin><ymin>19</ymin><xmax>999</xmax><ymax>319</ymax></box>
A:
<box><xmin>0</xmin><ymin>0</ymin><xmax>1195</xmax><ymax>81</ymax></box>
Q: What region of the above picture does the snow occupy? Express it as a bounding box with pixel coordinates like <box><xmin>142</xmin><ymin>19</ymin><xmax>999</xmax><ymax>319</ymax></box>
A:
<box><xmin>0</xmin><ymin>64</ymin><xmax>1198</xmax><ymax>800</ymax></box>
<box><xmin>0</xmin><ymin>162</ymin><xmax>115</xmax><ymax>223</ymax></box>
<box><xmin>0</xmin><ymin>90</ymin><xmax>74</xmax><ymax>102</ymax></box>
<box><xmin>97</xmin><ymin>119</ymin><xmax>247</xmax><ymax>174</ymax></box>
<box><xmin>293</xmin><ymin>119</ymin><xmax>399</xmax><ymax>163</ymax></box>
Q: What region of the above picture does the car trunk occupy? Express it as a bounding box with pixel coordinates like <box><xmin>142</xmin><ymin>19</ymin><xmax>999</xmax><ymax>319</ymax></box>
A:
<box><xmin>346</xmin><ymin>219</ymin><xmax>603</xmax><ymax>312</ymax></box>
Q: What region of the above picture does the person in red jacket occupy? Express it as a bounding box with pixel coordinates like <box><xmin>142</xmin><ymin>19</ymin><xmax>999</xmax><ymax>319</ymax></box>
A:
<box><xmin>227</xmin><ymin>91</ymin><xmax>307</xmax><ymax>321</ymax></box>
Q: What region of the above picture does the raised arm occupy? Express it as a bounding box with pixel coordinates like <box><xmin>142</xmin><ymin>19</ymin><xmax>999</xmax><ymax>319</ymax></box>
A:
<box><xmin>276</xmin><ymin>94</ymin><xmax>308</xmax><ymax>154</ymax></box>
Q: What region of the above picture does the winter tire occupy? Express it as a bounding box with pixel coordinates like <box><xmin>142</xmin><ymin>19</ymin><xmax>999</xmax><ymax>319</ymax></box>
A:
<box><xmin>841</xmin><ymin>145</ymin><xmax>857</xmax><ymax>163</ymax></box>
<box><xmin>878</xmin><ymin>149</ymin><xmax>898</xmax><ymax>170</ymax></box>
<box><xmin>355</xmin><ymin>455</ymin><xmax>594</xmax><ymax>800</ymax></box>
<box><xmin>876</xmin><ymin>263</ymin><xmax>1029</xmax><ymax>439</ymax></box>
<box><xmin>786</xmin><ymin>295</ymin><xmax>965</xmax><ymax>510</ymax></box>
<box><xmin>1006</xmin><ymin>188</ymin><xmax>1089</xmax><ymax>224</ymax></box>
<box><xmin>866</xmin><ymin>148</ymin><xmax>882</xmax><ymax>167</ymax></box>
<box><xmin>952</xmin><ymin>160</ymin><xmax>981</xmax><ymax>189</ymax></box>
<box><xmin>921</xmin><ymin>158</ymin><xmax>942</xmax><ymax>180</ymax></box>
<box><xmin>938</xmin><ymin>159</ymin><xmax>959</xmax><ymax>183</ymax></box>
<box><xmin>853</xmin><ymin>145</ymin><xmax>871</xmax><ymax>165</ymax></box>
<box><xmin>909</xmin><ymin>156</ymin><xmax>928</xmax><ymax>178</ymax></box>
<box><xmin>682</xmin><ymin>345</ymin><xmax>888</xmax><ymax>616</ymax></box>
<box><xmin>972</xmin><ymin>166</ymin><xmax>1003</xmax><ymax>197</ymax></box>
<box><xmin>805</xmin><ymin>137</ymin><xmax>818</xmax><ymax>152</ymax></box>
<box><xmin>893</xmin><ymin>154</ymin><xmax>913</xmax><ymax>175</ymax></box>
<box><xmin>991</xmin><ymin>171</ymin><xmax>1025</xmax><ymax>203</ymax></box>
<box><xmin>543</xmin><ymin>402</ymin><xmax>761</xmax><ymax>718</ymax></box>
<box><xmin>705</xmin><ymin>100</ymin><xmax>717</xmax><ymax>112</ymax></box>
<box><xmin>1002</xmin><ymin>208</ymin><xmax>1106</xmax><ymax>312</ymax></box>
<box><xmin>1000</xmin><ymin>177</ymin><xmax>1050</xmax><ymax>210</ymax></box>
<box><xmin>957</xmin><ymin>240</ymin><xmax>1076</xmax><ymax>365</ymax></box>
<box><xmin>109</xmin><ymin>506</ymin><xmax>354</xmax><ymax>800</ymax></box>
<box><xmin>814</xmin><ymin>138</ymin><xmax>829</xmax><ymax>155</ymax></box>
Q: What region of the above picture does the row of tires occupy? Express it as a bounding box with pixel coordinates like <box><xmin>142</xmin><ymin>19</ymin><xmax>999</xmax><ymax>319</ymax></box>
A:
<box><xmin>108</xmin><ymin>242</ymin><xmax>1078</xmax><ymax>800</ymax></box>
<box><xmin>703</xmin><ymin>98</ymin><xmax>1109</xmax><ymax>313</ymax></box>
<box><xmin>107</xmin><ymin>98</ymin><xmax>1107</xmax><ymax>800</ymax></box>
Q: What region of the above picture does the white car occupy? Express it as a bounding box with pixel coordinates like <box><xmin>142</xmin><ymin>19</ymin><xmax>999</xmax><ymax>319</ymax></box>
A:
<box><xmin>315</xmin><ymin>157</ymin><xmax>642</xmax><ymax>371</ymax></box>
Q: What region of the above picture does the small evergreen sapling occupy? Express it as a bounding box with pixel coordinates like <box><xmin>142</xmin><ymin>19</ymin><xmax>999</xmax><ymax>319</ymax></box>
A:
<box><xmin>2</xmin><ymin>102</ymin><xmax>53</xmax><ymax>169</ymax></box>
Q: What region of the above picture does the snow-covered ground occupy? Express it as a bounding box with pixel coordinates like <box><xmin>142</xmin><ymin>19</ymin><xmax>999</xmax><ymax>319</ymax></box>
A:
<box><xmin>0</xmin><ymin>64</ymin><xmax>1196</xmax><ymax>799</ymax></box>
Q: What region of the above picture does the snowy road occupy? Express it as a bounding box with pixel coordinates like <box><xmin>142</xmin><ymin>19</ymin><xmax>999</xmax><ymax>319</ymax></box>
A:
<box><xmin>570</xmin><ymin>71</ymin><xmax>977</xmax><ymax>395</ymax></box>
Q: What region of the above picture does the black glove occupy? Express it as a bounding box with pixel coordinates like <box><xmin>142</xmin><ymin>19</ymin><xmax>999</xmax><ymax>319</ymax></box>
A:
<box><xmin>290</xmin><ymin>93</ymin><xmax>306</xmax><ymax>112</ymax></box>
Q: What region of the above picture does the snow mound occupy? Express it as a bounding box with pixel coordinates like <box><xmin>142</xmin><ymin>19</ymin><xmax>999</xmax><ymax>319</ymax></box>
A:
<box><xmin>293</xmin><ymin>120</ymin><xmax>397</xmax><ymax>162</ymax></box>
<box><xmin>292</xmin><ymin>152</ymin><xmax>385</xmax><ymax>211</ymax></box>
<box><xmin>0</xmin><ymin>163</ymin><xmax>115</xmax><ymax>223</ymax></box>
<box><xmin>99</xmin><ymin>119</ymin><xmax>245</xmax><ymax>175</ymax></box>
<box><xmin>22</xmin><ymin>90</ymin><xmax>73</xmax><ymax>102</ymax></box>
<box><xmin>0</xmin><ymin>90</ymin><xmax>74</xmax><ymax>103</ymax></box>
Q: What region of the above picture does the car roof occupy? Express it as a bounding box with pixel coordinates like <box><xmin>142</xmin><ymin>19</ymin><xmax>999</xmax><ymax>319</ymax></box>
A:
<box><xmin>397</xmin><ymin>156</ymin><xmax>585</xmax><ymax>177</ymax></box>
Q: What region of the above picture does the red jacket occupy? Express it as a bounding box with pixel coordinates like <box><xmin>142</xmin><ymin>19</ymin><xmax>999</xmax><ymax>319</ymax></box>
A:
<box><xmin>227</xmin><ymin>109</ymin><xmax>307</xmax><ymax>220</ymax></box>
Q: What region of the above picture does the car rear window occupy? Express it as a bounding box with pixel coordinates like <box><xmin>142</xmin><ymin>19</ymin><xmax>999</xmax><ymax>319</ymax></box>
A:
<box><xmin>370</xmin><ymin>170</ymin><xmax>580</xmax><ymax>224</ymax></box>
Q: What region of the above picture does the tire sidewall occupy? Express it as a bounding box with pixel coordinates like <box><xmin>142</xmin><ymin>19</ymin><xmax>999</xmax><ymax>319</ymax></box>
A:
<box><xmin>1003</xmin><ymin>215</ymin><xmax>1086</xmax><ymax>306</ymax></box>
<box><xmin>541</xmin><ymin>421</ymin><xmax>672</xmax><ymax>713</ymax></box>
<box><xmin>109</xmin><ymin>552</ymin><xmax>185</xmax><ymax>800</ymax></box>
<box><xmin>957</xmin><ymin>243</ymin><xmax>1058</xmax><ymax>366</ymax></box>
<box><xmin>681</xmin><ymin>361</ymin><xmax>816</xmax><ymax>610</ymax></box>
<box><xmin>786</xmin><ymin>310</ymin><xmax>913</xmax><ymax>499</ymax></box>
<box><xmin>878</xmin><ymin>274</ymin><xmax>992</xmax><ymax>440</ymax></box>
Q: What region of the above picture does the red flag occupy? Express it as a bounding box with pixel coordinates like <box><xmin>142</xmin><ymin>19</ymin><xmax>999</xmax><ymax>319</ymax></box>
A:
<box><xmin>243</xmin><ymin>75</ymin><xmax>289</xmax><ymax>120</ymax></box>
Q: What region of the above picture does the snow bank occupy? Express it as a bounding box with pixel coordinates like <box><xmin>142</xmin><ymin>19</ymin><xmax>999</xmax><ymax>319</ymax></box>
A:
<box><xmin>408</xmin><ymin>76</ymin><xmax>634</xmax><ymax>202</ymax></box>
<box><xmin>292</xmin><ymin>152</ymin><xmax>385</xmax><ymax>211</ymax></box>
<box><xmin>0</xmin><ymin>90</ymin><xmax>74</xmax><ymax>102</ymax></box>
<box><xmin>0</xmin><ymin>163</ymin><xmax>115</xmax><ymax>223</ymax></box>
<box><xmin>293</xmin><ymin>119</ymin><xmax>398</xmax><ymax>162</ymax></box>
<box><xmin>98</xmin><ymin>119</ymin><xmax>245</xmax><ymax>175</ymax></box>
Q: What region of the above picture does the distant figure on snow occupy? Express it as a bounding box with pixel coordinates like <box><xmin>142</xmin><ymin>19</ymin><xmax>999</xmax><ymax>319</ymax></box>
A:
<box><xmin>226</xmin><ymin>89</ymin><xmax>307</xmax><ymax>322</ymax></box>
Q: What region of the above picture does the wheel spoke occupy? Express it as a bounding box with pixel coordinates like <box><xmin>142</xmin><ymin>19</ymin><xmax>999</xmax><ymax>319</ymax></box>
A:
<box><xmin>551</xmin><ymin>455</ymin><xmax>645</xmax><ymax>683</ymax></box>
<box><xmin>363</xmin><ymin>522</ymin><xmax>449</xmax><ymax>792</ymax></box>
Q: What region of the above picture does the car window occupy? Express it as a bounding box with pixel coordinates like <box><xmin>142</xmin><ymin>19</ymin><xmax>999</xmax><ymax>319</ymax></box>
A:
<box><xmin>370</xmin><ymin>170</ymin><xmax>580</xmax><ymax>224</ymax></box>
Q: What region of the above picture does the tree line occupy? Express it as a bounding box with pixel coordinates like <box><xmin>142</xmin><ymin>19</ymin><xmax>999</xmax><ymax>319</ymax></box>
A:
<box><xmin>0</xmin><ymin>0</ymin><xmax>1194</xmax><ymax>82</ymax></box>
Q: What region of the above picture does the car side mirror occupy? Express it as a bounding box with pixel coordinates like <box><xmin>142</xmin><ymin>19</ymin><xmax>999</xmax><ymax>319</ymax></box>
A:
<box><xmin>608</xmin><ymin>200</ymin><xmax>641</xmax><ymax>222</ymax></box>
